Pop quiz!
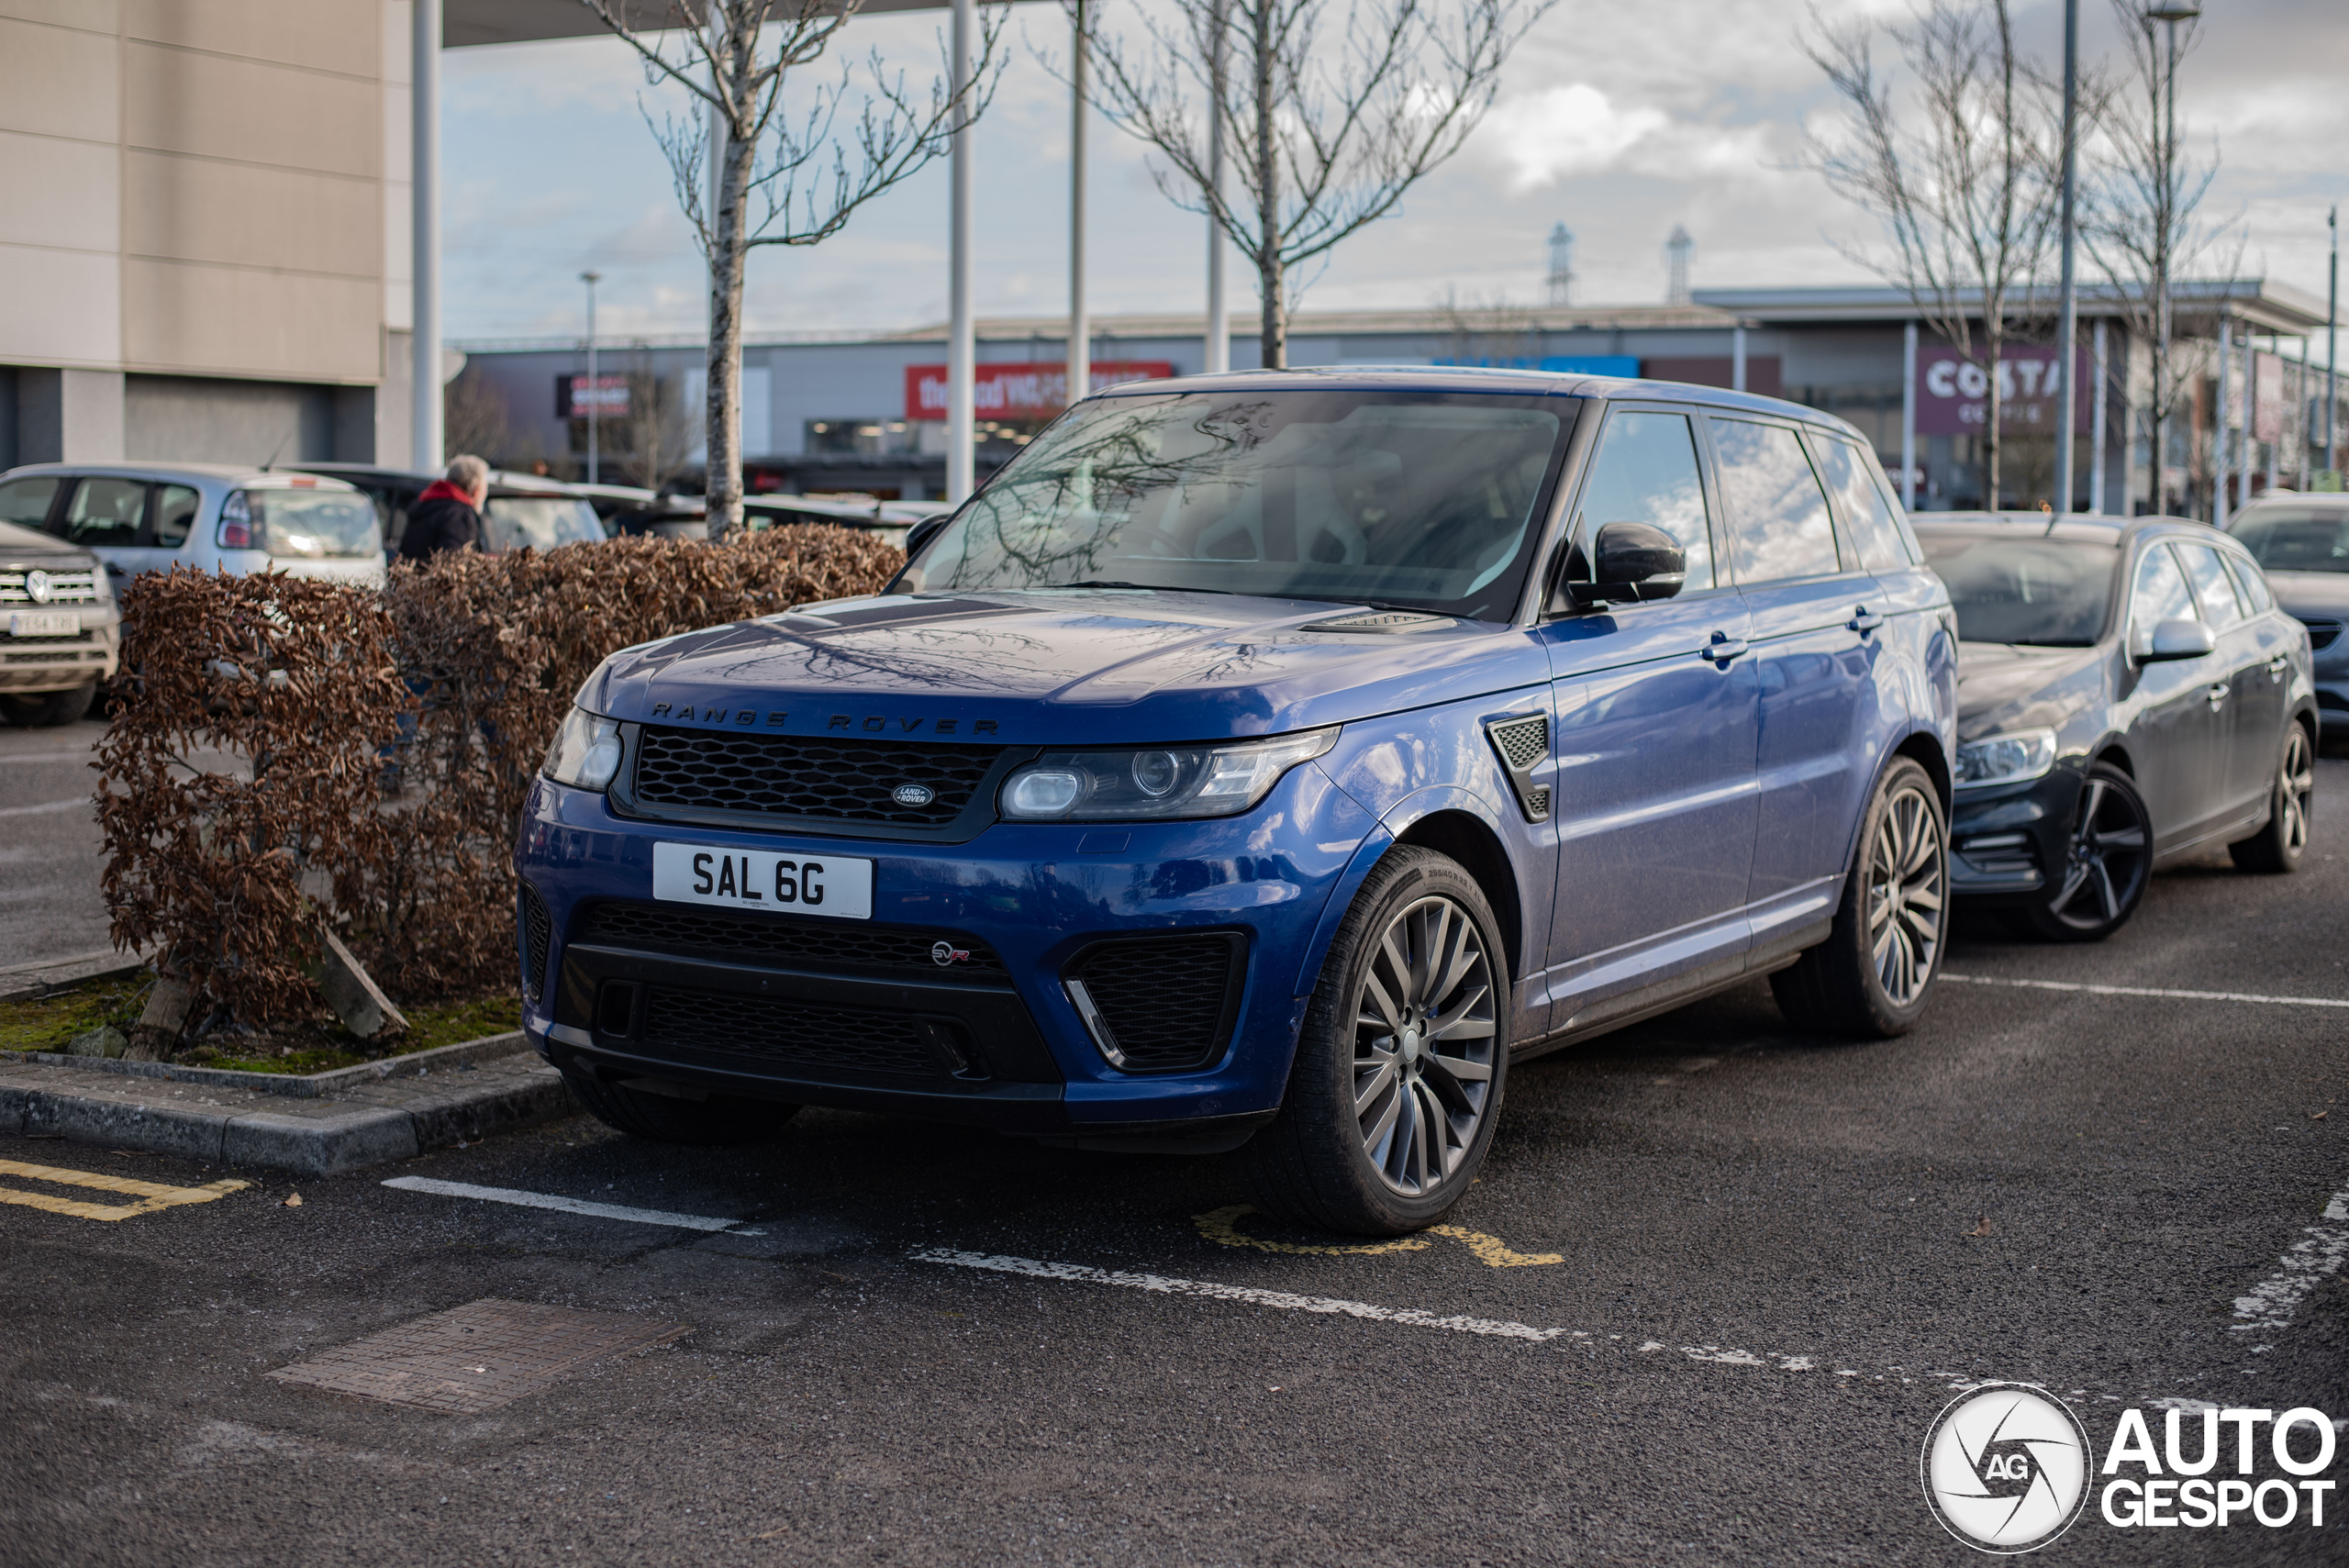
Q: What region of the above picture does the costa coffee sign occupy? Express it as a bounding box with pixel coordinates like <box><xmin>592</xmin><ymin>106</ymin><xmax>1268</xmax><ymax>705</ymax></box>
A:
<box><xmin>905</xmin><ymin>361</ymin><xmax>1175</xmax><ymax>422</ymax></box>
<box><xmin>1914</xmin><ymin>346</ymin><xmax>2090</xmax><ymax>436</ymax></box>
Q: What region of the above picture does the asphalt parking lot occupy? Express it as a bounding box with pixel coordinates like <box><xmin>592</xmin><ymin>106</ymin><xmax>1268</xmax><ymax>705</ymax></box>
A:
<box><xmin>4</xmin><ymin>761</ymin><xmax>2346</xmax><ymax>1565</ymax></box>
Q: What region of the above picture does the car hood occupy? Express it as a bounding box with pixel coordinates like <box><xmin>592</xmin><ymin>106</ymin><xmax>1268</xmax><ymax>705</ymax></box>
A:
<box><xmin>0</xmin><ymin>518</ymin><xmax>90</xmax><ymax>565</ymax></box>
<box><xmin>2261</xmin><ymin>570</ymin><xmax>2349</xmax><ymax>618</ymax></box>
<box><xmin>577</xmin><ymin>589</ymin><xmax>1549</xmax><ymax>744</ymax></box>
<box><xmin>1954</xmin><ymin>641</ymin><xmax>2108</xmax><ymax>742</ymax></box>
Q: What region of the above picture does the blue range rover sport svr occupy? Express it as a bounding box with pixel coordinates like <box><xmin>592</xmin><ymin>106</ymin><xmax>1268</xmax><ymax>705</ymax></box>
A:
<box><xmin>518</xmin><ymin>369</ymin><xmax>1958</xmax><ymax>1235</ymax></box>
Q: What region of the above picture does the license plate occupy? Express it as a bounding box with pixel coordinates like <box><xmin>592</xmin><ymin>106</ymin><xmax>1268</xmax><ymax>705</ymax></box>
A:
<box><xmin>7</xmin><ymin>612</ymin><xmax>77</xmax><ymax>638</ymax></box>
<box><xmin>651</xmin><ymin>842</ymin><xmax>873</xmax><ymax>919</ymax></box>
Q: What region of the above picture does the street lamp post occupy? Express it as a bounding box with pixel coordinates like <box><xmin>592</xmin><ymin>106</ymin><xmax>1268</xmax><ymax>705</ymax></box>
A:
<box><xmin>2143</xmin><ymin>4</ymin><xmax>2198</xmax><ymax>513</ymax></box>
<box><xmin>2054</xmin><ymin>0</ymin><xmax>2079</xmax><ymax>512</ymax></box>
<box><xmin>580</xmin><ymin>270</ymin><xmax>602</xmax><ymax>485</ymax></box>
<box><xmin>2330</xmin><ymin>205</ymin><xmax>2340</xmax><ymax>484</ymax></box>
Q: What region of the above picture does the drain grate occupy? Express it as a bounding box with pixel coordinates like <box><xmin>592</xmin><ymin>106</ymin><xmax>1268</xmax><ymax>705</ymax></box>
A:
<box><xmin>267</xmin><ymin>1297</ymin><xmax>689</xmax><ymax>1413</ymax></box>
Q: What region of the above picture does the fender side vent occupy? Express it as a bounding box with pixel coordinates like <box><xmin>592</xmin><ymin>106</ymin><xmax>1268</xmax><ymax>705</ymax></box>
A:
<box><xmin>1483</xmin><ymin>713</ymin><xmax>1552</xmax><ymax>823</ymax></box>
<box><xmin>519</xmin><ymin>884</ymin><xmax>552</xmax><ymax>1005</ymax></box>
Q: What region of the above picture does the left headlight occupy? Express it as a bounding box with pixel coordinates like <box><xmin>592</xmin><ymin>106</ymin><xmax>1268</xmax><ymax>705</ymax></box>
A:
<box><xmin>542</xmin><ymin>706</ymin><xmax>625</xmax><ymax>792</ymax></box>
<box><xmin>1955</xmin><ymin>728</ymin><xmax>2057</xmax><ymax>790</ymax></box>
<box><xmin>999</xmin><ymin>728</ymin><xmax>1339</xmax><ymax>822</ymax></box>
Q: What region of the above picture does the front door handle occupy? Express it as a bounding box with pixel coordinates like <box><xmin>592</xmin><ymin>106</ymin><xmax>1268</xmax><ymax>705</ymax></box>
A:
<box><xmin>2206</xmin><ymin>682</ymin><xmax>2230</xmax><ymax>710</ymax></box>
<box><xmin>1703</xmin><ymin>632</ymin><xmax>1749</xmax><ymax>663</ymax></box>
<box><xmin>2267</xmin><ymin>653</ymin><xmax>2289</xmax><ymax>682</ymax></box>
<box><xmin>1849</xmin><ymin>606</ymin><xmax>1885</xmax><ymax>634</ymax></box>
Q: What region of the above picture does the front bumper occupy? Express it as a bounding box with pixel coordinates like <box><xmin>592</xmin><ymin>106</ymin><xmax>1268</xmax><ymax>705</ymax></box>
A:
<box><xmin>515</xmin><ymin>760</ymin><xmax>1370</xmax><ymax>1140</ymax></box>
<box><xmin>1949</xmin><ymin>762</ymin><xmax>2082</xmax><ymax>900</ymax></box>
<box><xmin>0</xmin><ymin>618</ymin><xmax>118</xmax><ymax>694</ymax></box>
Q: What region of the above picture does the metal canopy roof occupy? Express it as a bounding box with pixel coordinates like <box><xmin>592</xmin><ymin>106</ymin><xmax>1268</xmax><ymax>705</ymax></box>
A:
<box><xmin>447</xmin><ymin>0</ymin><xmax>988</xmax><ymax>48</ymax></box>
<box><xmin>1692</xmin><ymin>279</ymin><xmax>2332</xmax><ymax>337</ymax></box>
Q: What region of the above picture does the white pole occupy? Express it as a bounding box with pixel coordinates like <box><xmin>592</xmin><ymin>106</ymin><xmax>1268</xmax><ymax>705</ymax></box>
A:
<box><xmin>582</xmin><ymin>270</ymin><xmax>601</xmax><ymax>484</ymax></box>
<box><xmin>1901</xmin><ymin>320</ymin><xmax>1918</xmax><ymax>510</ymax></box>
<box><xmin>1731</xmin><ymin>324</ymin><xmax>1747</xmax><ymax>394</ymax></box>
<box><xmin>2215</xmin><ymin>314</ymin><xmax>2232</xmax><ymax>525</ymax></box>
<box><xmin>2298</xmin><ymin>335</ymin><xmax>2310</xmax><ymax>490</ymax></box>
<box><xmin>947</xmin><ymin>0</ymin><xmax>975</xmax><ymax>502</ymax></box>
<box><xmin>2241</xmin><ymin>331</ymin><xmax>2255</xmax><ymax>507</ymax></box>
<box><xmin>1205</xmin><ymin>0</ymin><xmax>1228</xmax><ymax>374</ymax></box>
<box><xmin>1066</xmin><ymin>0</ymin><xmax>1089</xmax><ymax>413</ymax></box>
<box><xmin>2090</xmin><ymin>318</ymin><xmax>2108</xmax><ymax>516</ymax></box>
<box><xmin>2054</xmin><ymin>0</ymin><xmax>2078</xmax><ymax>511</ymax></box>
<box><xmin>411</xmin><ymin>0</ymin><xmax>442</xmax><ymax>472</ymax></box>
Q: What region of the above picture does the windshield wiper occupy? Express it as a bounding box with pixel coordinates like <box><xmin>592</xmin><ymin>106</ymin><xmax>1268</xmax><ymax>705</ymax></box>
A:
<box><xmin>1050</xmin><ymin>580</ymin><xmax>1235</xmax><ymax>595</ymax></box>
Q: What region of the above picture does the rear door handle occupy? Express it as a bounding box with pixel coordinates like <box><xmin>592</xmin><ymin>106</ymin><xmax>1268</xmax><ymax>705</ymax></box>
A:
<box><xmin>1703</xmin><ymin>633</ymin><xmax>1749</xmax><ymax>663</ymax></box>
<box><xmin>2206</xmin><ymin>682</ymin><xmax>2230</xmax><ymax>708</ymax></box>
<box><xmin>1849</xmin><ymin>607</ymin><xmax>1885</xmax><ymax>634</ymax></box>
<box><xmin>2267</xmin><ymin>654</ymin><xmax>2289</xmax><ymax>681</ymax></box>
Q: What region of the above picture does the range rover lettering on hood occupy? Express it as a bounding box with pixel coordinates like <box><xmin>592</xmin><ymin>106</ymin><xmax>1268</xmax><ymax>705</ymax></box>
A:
<box><xmin>645</xmin><ymin>702</ymin><xmax>999</xmax><ymax>736</ymax></box>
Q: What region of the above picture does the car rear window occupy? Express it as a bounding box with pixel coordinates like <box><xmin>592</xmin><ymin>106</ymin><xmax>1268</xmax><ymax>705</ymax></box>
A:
<box><xmin>484</xmin><ymin>496</ymin><xmax>605</xmax><ymax>552</ymax></box>
<box><xmin>1919</xmin><ymin>531</ymin><xmax>2119</xmax><ymax>646</ymax></box>
<box><xmin>2228</xmin><ymin>507</ymin><xmax>2349</xmax><ymax>573</ymax></box>
<box><xmin>243</xmin><ymin>489</ymin><xmax>382</xmax><ymax>559</ymax></box>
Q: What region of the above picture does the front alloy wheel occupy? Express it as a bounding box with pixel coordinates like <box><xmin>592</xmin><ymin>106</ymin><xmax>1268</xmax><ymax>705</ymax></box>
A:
<box><xmin>2014</xmin><ymin>763</ymin><xmax>2150</xmax><ymax>941</ymax></box>
<box><xmin>1243</xmin><ymin>846</ymin><xmax>1510</xmax><ymax>1235</ymax></box>
<box><xmin>1353</xmin><ymin>895</ymin><xmax>1498</xmax><ymax>1197</ymax></box>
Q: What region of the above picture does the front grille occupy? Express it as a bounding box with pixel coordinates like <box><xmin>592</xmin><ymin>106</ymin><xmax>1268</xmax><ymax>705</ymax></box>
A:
<box><xmin>2</xmin><ymin>650</ymin><xmax>92</xmax><ymax>665</ymax></box>
<box><xmin>629</xmin><ymin>726</ymin><xmax>1004</xmax><ymax>828</ymax></box>
<box><xmin>3</xmin><ymin>631</ymin><xmax>93</xmax><ymax>646</ymax></box>
<box><xmin>579</xmin><ymin>900</ymin><xmax>1007</xmax><ymax>982</ymax></box>
<box><xmin>519</xmin><ymin>884</ymin><xmax>551</xmax><ymax>1004</ymax></box>
<box><xmin>2297</xmin><ymin>617</ymin><xmax>2344</xmax><ymax>652</ymax></box>
<box><xmin>641</xmin><ymin>986</ymin><xmax>945</xmax><ymax>1077</ymax></box>
<box><xmin>1064</xmin><ymin>934</ymin><xmax>1244</xmax><ymax>1073</ymax></box>
<box><xmin>0</xmin><ymin>569</ymin><xmax>100</xmax><ymax>604</ymax></box>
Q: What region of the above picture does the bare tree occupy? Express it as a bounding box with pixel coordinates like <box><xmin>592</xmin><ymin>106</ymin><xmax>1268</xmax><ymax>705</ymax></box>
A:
<box><xmin>574</xmin><ymin>0</ymin><xmax>1001</xmax><ymax>531</ymax></box>
<box><xmin>1434</xmin><ymin>285</ymin><xmax>1542</xmax><ymax>368</ymax></box>
<box><xmin>2079</xmin><ymin>0</ymin><xmax>2238</xmax><ymax>511</ymax></box>
<box><xmin>1072</xmin><ymin>0</ymin><xmax>1549</xmax><ymax>369</ymax></box>
<box><xmin>1804</xmin><ymin>0</ymin><xmax>2061</xmax><ymax>505</ymax></box>
<box><xmin>610</xmin><ymin>349</ymin><xmax>704</xmax><ymax>491</ymax></box>
<box><xmin>443</xmin><ymin>368</ymin><xmax>513</xmax><ymax>467</ymax></box>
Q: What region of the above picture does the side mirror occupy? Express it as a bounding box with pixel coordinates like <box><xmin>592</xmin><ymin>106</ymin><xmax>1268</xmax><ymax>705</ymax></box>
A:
<box><xmin>903</xmin><ymin>514</ymin><xmax>952</xmax><ymax>561</ymax></box>
<box><xmin>1567</xmin><ymin>522</ymin><xmax>1687</xmax><ymax>607</ymax></box>
<box><xmin>2136</xmin><ymin>617</ymin><xmax>2214</xmax><ymax>662</ymax></box>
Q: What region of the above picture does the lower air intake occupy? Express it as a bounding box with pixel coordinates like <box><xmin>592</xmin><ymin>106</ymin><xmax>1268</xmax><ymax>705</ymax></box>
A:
<box><xmin>518</xmin><ymin>884</ymin><xmax>551</xmax><ymax>1005</ymax></box>
<box><xmin>1063</xmin><ymin>934</ymin><xmax>1245</xmax><ymax>1073</ymax></box>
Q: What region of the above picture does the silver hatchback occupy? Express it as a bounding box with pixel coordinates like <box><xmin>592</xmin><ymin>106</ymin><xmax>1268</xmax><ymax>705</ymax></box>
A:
<box><xmin>0</xmin><ymin>462</ymin><xmax>388</xmax><ymax>593</ymax></box>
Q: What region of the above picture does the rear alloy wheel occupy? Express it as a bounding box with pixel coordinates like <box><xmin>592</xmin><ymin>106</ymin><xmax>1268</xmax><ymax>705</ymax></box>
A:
<box><xmin>560</xmin><ymin>1066</ymin><xmax>799</xmax><ymax>1146</ymax></box>
<box><xmin>2229</xmin><ymin>721</ymin><xmax>2315</xmax><ymax>873</ymax></box>
<box><xmin>2015</xmin><ymin>763</ymin><xmax>2151</xmax><ymax>941</ymax></box>
<box><xmin>1242</xmin><ymin>846</ymin><xmax>1508</xmax><ymax>1236</ymax></box>
<box><xmin>1772</xmin><ymin>756</ymin><xmax>1948</xmax><ymax>1037</ymax></box>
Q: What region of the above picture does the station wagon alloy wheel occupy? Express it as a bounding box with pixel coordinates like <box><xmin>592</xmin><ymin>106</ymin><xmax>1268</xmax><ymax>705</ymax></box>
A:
<box><xmin>1865</xmin><ymin>783</ymin><xmax>1946</xmax><ymax>1007</ymax></box>
<box><xmin>2277</xmin><ymin>725</ymin><xmax>2314</xmax><ymax>856</ymax></box>
<box><xmin>1353</xmin><ymin>894</ymin><xmax>1497</xmax><ymax>1197</ymax></box>
<box><xmin>2046</xmin><ymin>770</ymin><xmax>2151</xmax><ymax>934</ymax></box>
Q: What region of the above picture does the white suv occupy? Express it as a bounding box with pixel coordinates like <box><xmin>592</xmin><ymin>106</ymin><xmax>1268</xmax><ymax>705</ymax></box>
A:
<box><xmin>0</xmin><ymin>462</ymin><xmax>389</xmax><ymax>592</ymax></box>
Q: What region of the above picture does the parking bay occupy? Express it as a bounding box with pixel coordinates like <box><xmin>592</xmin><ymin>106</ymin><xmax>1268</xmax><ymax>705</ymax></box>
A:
<box><xmin>4</xmin><ymin>762</ymin><xmax>2347</xmax><ymax>1563</ymax></box>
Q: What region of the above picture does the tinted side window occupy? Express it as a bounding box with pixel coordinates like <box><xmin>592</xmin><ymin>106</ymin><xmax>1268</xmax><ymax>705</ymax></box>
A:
<box><xmin>1811</xmin><ymin>434</ymin><xmax>1909</xmax><ymax>571</ymax></box>
<box><xmin>1571</xmin><ymin>410</ymin><xmax>1716</xmax><ymax>592</ymax></box>
<box><xmin>1708</xmin><ymin>417</ymin><xmax>1842</xmax><ymax>584</ymax></box>
<box><xmin>2128</xmin><ymin>542</ymin><xmax>2199</xmax><ymax>646</ymax></box>
<box><xmin>61</xmin><ymin>478</ymin><xmax>147</xmax><ymax>548</ymax></box>
<box><xmin>153</xmin><ymin>484</ymin><xmax>200</xmax><ymax>550</ymax></box>
<box><xmin>0</xmin><ymin>477</ymin><xmax>61</xmax><ymax>532</ymax></box>
<box><xmin>2176</xmin><ymin>541</ymin><xmax>2247</xmax><ymax>628</ymax></box>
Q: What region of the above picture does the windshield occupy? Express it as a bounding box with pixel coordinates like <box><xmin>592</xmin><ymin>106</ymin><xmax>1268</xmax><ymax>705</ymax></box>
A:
<box><xmin>900</xmin><ymin>389</ymin><xmax>1576</xmax><ymax>619</ymax></box>
<box><xmin>2229</xmin><ymin>506</ymin><xmax>2349</xmax><ymax>574</ymax></box>
<box><xmin>250</xmin><ymin>490</ymin><xmax>381</xmax><ymax>559</ymax></box>
<box><xmin>1920</xmin><ymin>532</ymin><xmax>2119</xmax><ymax>646</ymax></box>
<box><xmin>484</xmin><ymin>496</ymin><xmax>606</xmax><ymax>552</ymax></box>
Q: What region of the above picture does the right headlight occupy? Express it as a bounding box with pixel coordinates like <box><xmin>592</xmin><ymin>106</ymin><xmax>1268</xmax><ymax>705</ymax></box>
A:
<box><xmin>541</xmin><ymin>706</ymin><xmax>625</xmax><ymax>792</ymax></box>
<box><xmin>999</xmin><ymin>728</ymin><xmax>1338</xmax><ymax>821</ymax></box>
<box><xmin>1954</xmin><ymin>728</ymin><xmax>2057</xmax><ymax>790</ymax></box>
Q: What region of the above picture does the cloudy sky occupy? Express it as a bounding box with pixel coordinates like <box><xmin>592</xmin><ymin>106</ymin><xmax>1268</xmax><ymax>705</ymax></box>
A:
<box><xmin>440</xmin><ymin>0</ymin><xmax>2349</xmax><ymax>343</ymax></box>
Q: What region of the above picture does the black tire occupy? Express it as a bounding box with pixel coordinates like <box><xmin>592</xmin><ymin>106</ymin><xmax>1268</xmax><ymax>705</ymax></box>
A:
<box><xmin>1771</xmin><ymin>755</ymin><xmax>1948</xmax><ymax>1038</ymax></box>
<box><xmin>0</xmin><ymin>681</ymin><xmax>96</xmax><ymax>728</ymax></box>
<box><xmin>560</xmin><ymin>1065</ymin><xmax>798</xmax><ymax>1146</ymax></box>
<box><xmin>2011</xmin><ymin>763</ymin><xmax>2152</xmax><ymax>942</ymax></box>
<box><xmin>1241</xmin><ymin>845</ymin><xmax>1509</xmax><ymax>1237</ymax></box>
<box><xmin>2229</xmin><ymin>719</ymin><xmax>2314</xmax><ymax>874</ymax></box>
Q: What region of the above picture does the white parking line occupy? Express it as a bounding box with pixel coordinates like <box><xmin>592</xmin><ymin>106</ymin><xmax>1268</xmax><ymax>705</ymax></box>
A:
<box><xmin>381</xmin><ymin>1175</ymin><xmax>749</xmax><ymax>1232</ymax></box>
<box><xmin>0</xmin><ymin>751</ymin><xmax>94</xmax><ymax>765</ymax></box>
<box><xmin>2231</xmin><ymin>1187</ymin><xmax>2349</xmax><ymax>1339</ymax></box>
<box><xmin>1941</xmin><ymin>973</ymin><xmax>2349</xmax><ymax>1009</ymax></box>
<box><xmin>0</xmin><ymin>798</ymin><xmax>86</xmax><ymax>818</ymax></box>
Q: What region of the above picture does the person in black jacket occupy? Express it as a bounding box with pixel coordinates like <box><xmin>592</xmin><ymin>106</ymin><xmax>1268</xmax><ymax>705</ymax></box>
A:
<box><xmin>397</xmin><ymin>454</ymin><xmax>490</xmax><ymax>562</ymax></box>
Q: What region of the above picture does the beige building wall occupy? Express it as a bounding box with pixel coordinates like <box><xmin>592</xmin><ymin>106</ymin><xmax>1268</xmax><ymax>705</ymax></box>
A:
<box><xmin>0</xmin><ymin>0</ymin><xmax>396</xmax><ymax>463</ymax></box>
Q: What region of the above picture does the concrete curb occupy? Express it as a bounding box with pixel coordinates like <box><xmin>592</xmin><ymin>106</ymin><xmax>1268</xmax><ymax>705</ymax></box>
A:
<box><xmin>4</xmin><ymin>1030</ymin><xmax>533</xmax><ymax>1100</ymax></box>
<box><xmin>0</xmin><ymin>1039</ymin><xmax>578</xmax><ymax>1176</ymax></box>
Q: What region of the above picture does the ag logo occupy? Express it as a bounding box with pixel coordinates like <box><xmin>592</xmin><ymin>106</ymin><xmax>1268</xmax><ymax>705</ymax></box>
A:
<box><xmin>1921</xmin><ymin>1384</ymin><xmax>2090</xmax><ymax>1553</ymax></box>
<box><xmin>892</xmin><ymin>783</ymin><xmax>935</xmax><ymax>807</ymax></box>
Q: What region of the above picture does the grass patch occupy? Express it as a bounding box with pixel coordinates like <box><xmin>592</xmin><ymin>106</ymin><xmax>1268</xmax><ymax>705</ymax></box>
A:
<box><xmin>2</xmin><ymin>973</ymin><xmax>522</xmax><ymax>1074</ymax></box>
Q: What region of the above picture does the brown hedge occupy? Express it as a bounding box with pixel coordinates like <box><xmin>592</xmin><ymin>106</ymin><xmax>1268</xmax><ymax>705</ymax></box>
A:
<box><xmin>98</xmin><ymin>527</ymin><xmax>903</xmax><ymax>1029</ymax></box>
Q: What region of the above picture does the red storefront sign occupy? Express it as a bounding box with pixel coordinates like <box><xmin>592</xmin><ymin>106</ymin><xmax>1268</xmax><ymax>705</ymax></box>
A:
<box><xmin>905</xmin><ymin>361</ymin><xmax>1175</xmax><ymax>421</ymax></box>
<box><xmin>556</xmin><ymin>373</ymin><xmax>630</xmax><ymax>418</ymax></box>
<box><xmin>1914</xmin><ymin>346</ymin><xmax>2090</xmax><ymax>436</ymax></box>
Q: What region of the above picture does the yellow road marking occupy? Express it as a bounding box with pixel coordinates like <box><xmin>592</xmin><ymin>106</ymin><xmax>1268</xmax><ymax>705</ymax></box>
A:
<box><xmin>0</xmin><ymin>1158</ymin><xmax>250</xmax><ymax>1221</ymax></box>
<box><xmin>1194</xmin><ymin>1205</ymin><xmax>1563</xmax><ymax>1267</ymax></box>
